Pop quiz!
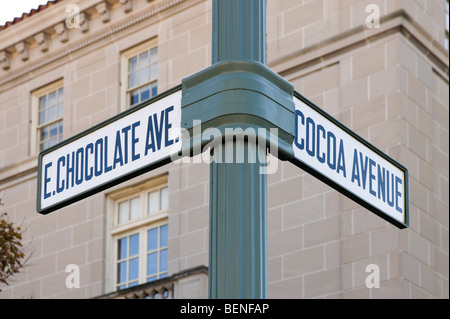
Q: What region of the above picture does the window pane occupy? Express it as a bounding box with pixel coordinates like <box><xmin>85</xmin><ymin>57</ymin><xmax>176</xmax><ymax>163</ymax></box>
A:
<box><xmin>49</xmin><ymin>123</ymin><xmax>58</xmax><ymax>138</ymax></box>
<box><xmin>39</xmin><ymin>110</ymin><xmax>46</xmax><ymax>125</ymax></box>
<box><xmin>160</xmin><ymin>187</ymin><xmax>168</xmax><ymax>211</ymax></box>
<box><xmin>150</xmin><ymin>63</ymin><xmax>158</xmax><ymax>81</ymax></box>
<box><xmin>129</xmin><ymin>72</ymin><xmax>137</xmax><ymax>89</ymax></box>
<box><xmin>129</xmin><ymin>56</ymin><xmax>138</xmax><ymax>73</ymax></box>
<box><xmin>160</xmin><ymin>248</ymin><xmax>168</xmax><ymax>272</ymax></box>
<box><xmin>39</xmin><ymin>95</ymin><xmax>47</xmax><ymax>110</ymax></box>
<box><xmin>47</xmin><ymin>106</ymin><xmax>57</xmax><ymax>122</ymax></box>
<box><xmin>160</xmin><ymin>224</ymin><xmax>168</xmax><ymax>248</ymax></box>
<box><xmin>118</xmin><ymin>237</ymin><xmax>127</xmax><ymax>260</ymax></box>
<box><xmin>130</xmin><ymin>197</ymin><xmax>140</xmax><ymax>220</ymax></box>
<box><xmin>40</xmin><ymin>126</ymin><xmax>48</xmax><ymax>143</ymax></box>
<box><xmin>57</xmin><ymin>102</ymin><xmax>64</xmax><ymax>118</ymax></box>
<box><xmin>130</xmin><ymin>89</ymin><xmax>139</xmax><ymax>106</ymax></box>
<box><xmin>147</xmin><ymin>252</ymin><xmax>157</xmax><ymax>276</ymax></box>
<box><xmin>37</xmin><ymin>87</ymin><xmax>63</xmax><ymax>152</ymax></box>
<box><xmin>57</xmin><ymin>88</ymin><xmax>64</xmax><ymax>103</ymax></box>
<box><xmin>148</xmin><ymin>191</ymin><xmax>159</xmax><ymax>214</ymax></box>
<box><xmin>48</xmin><ymin>137</ymin><xmax>58</xmax><ymax>149</ymax></box>
<box><xmin>48</xmin><ymin>91</ymin><xmax>57</xmax><ymax>107</ymax></box>
<box><xmin>151</xmin><ymin>82</ymin><xmax>158</xmax><ymax>97</ymax></box>
<box><xmin>140</xmin><ymin>85</ymin><xmax>150</xmax><ymax>102</ymax></box>
<box><xmin>150</xmin><ymin>47</ymin><xmax>158</xmax><ymax>64</ymax></box>
<box><xmin>129</xmin><ymin>234</ymin><xmax>139</xmax><ymax>257</ymax></box>
<box><xmin>129</xmin><ymin>257</ymin><xmax>139</xmax><ymax>281</ymax></box>
<box><xmin>118</xmin><ymin>201</ymin><xmax>129</xmax><ymax>224</ymax></box>
<box><xmin>139</xmin><ymin>68</ymin><xmax>149</xmax><ymax>85</ymax></box>
<box><xmin>139</xmin><ymin>51</ymin><xmax>149</xmax><ymax>67</ymax></box>
<box><xmin>118</xmin><ymin>261</ymin><xmax>127</xmax><ymax>284</ymax></box>
<box><xmin>148</xmin><ymin>228</ymin><xmax>158</xmax><ymax>252</ymax></box>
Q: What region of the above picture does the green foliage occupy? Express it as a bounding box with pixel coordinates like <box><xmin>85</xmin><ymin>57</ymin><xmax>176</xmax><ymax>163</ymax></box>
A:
<box><xmin>0</xmin><ymin>212</ymin><xmax>25</xmax><ymax>291</ymax></box>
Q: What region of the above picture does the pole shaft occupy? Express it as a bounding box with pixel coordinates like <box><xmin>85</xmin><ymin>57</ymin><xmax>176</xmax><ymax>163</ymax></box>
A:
<box><xmin>209</xmin><ymin>0</ymin><xmax>268</xmax><ymax>299</ymax></box>
<box><xmin>209</xmin><ymin>141</ymin><xmax>268</xmax><ymax>299</ymax></box>
<box><xmin>212</xmin><ymin>0</ymin><xmax>266</xmax><ymax>64</ymax></box>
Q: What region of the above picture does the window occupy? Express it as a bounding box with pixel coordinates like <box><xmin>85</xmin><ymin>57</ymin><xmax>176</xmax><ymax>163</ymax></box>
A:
<box><xmin>31</xmin><ymin>80</ymin><xmax>64</xmax><ymax>154</ymax></box>
<box><xmin>109</xmin><ymin>176</ymin><xmax>169</xmax><ymax>291</ymax></box>
<box><xmin>146</xmin><ymin>224</ymin><xmax>168</xmax><ymax>282</ymax></box>
<box><xmin>445</xmin><ymin>0</ymin><xmax>449</xmax><ymax>50</ymax></box>
<box><xmin>121</xmin><ymin>39</ymin><xmax>158</xmax><ymax>110</ymax></box>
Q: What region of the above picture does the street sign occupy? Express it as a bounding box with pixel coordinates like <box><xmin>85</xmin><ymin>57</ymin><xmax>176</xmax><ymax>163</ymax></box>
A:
<box><xmin>31</xmin><ymin>0</ymin><xmax>411</xmax><ymax>300</ymax></box>
<box><xmin>291</xmin><ymin>91</ymin><xmax>409</xmax><ymax>229</ymax></box>
<box><xmin>37</xmin><ymin>86</ymin><xmax>182</xmax><ymax>215</ymax></box>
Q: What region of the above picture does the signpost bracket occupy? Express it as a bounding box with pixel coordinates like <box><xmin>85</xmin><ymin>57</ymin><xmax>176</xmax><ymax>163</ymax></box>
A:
<box><xmin>181</xmin><ymin>59</ymin><xmax>295</xmax><ymax>161</ymax></box>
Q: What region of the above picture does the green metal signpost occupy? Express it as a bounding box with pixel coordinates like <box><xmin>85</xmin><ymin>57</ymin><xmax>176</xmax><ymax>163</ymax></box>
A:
<box><xmin>182</xmin><ymin>0</ymin><xmax>295</xmax><ymax>298</ymax></box>
<box><xmin>181</xmin><ymin>0</ymin><xmax>408</xmax><ymax>298</ymax></box>
<box><xmin>37</xmin><ymin>0</ymin><xmax>409</xmax><ymax>300</ymax></box>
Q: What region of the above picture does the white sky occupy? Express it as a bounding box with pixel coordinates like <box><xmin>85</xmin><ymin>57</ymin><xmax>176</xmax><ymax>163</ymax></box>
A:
<box><xmin>0</xmin><ymin>1</ymin><xmax>51</xmax><ymax>25</ymax></box>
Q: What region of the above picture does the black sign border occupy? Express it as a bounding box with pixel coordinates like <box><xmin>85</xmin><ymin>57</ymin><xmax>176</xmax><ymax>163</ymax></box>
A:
<box><xmin>291</xmin><ymin>91</ymin><xmax>409</xmax><ymax>229</ymax></box>
<box><xmin>36</xmin><ymin>85</ymin><xmax>182</xmax><ymax>215</ymax></box>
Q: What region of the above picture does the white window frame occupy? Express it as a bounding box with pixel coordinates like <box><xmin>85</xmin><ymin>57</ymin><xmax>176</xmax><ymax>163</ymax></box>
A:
<box><xmin>30</xmin><ymin>79</ymin><xmax>64</xmax><ymax>156</ymax></box>
<box><xmin>108</xmin><ymin>175</ymin><xmax>169</xmax><ymax>291</ymax></box>
<box><xmin>120</xmin><ymin>38</ymin><xmax>158</xmax><ymax>112</ymax></box>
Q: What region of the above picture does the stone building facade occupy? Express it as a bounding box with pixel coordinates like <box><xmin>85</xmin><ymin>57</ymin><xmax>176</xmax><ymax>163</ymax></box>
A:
<box><xmin>0</xmin><ymin>0</ymin><xmax>448</xmax><ymax>299</ymax></box>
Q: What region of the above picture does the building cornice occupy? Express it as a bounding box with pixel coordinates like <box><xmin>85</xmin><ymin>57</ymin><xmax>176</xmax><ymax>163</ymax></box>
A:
<box><xmin>0</xmin><ymin>0</ymin><xmax>189</xmax><ymax>87</ymax></box>
<box><xmin>270</xmin><ymin>9</ymin><xmax>449</xmax><ymax>80</ymax></box>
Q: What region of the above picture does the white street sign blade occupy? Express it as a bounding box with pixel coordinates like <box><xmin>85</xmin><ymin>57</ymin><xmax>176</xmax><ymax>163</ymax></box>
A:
<box><xmin>37</xmin><ymin>86</ymin><xmax>182</xmax><ymax>215</ymax></box>
<box><xmin>291</xmin><ymin>92</ymin><xmax>409</xmax><ymax>229</ymax></box>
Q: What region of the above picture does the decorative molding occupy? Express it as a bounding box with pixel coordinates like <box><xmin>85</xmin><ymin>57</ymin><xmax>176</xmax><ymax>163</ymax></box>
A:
<box><xmin>0</xmin><ymin>0</ymin><xmax>188</xmax><ymax>85</ymax></box>
<box><xmin>80</xmin><ymin>12</ymin><xmax>90</xmax><ymax>33</ymax></box>
<box><xmin>15</xmin><ymin>42</ymin><xmax>29</xmax><ymax>61</ymax></box>
<box><xmin>94</xmin><ymin>265</ymin><xmax>208</xmax><ymax>299</ymax></box>
<box><xmin>34</xmin><ymin>32</ymin><xmax>49</xmax><ymax>52</ymax></box>
<box><xmin>270</xmin><ymin>10</ymin><xmax>449</xmax><ymax>79</ymax></box>
<box><xmin>120</xmin><ymin>0</ymin><xmax>133</xmax><ymax>13</ymax></box>
<box><xmin>54</xmin><ymin>22</ymin><xmax>69</xmax><ymax>43</ymax></box>
<box><xmin>96</xmin><ymin>2</ymin><xmax>111</xmax><ymax>23</ymax></box>
<box><xmin>0</xmin><ymin>51</ymin><xmax>10</xmax><ymax>70</ymax></box>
